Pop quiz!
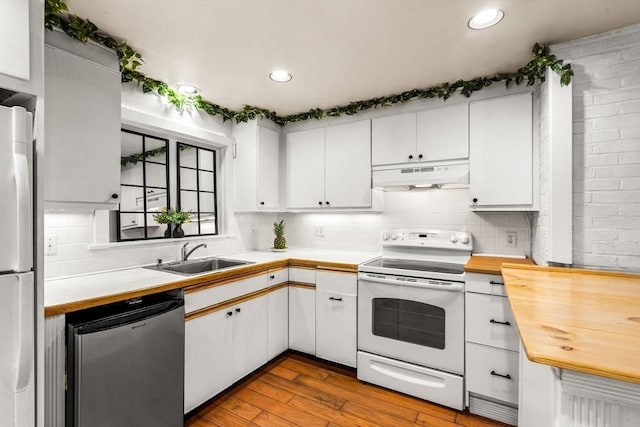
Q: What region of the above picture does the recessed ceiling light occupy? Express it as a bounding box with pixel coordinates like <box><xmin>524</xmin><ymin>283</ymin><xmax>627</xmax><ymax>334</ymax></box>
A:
<box><xmin>175</xmin><ymin>84</ymin><xmax>200</xmax><ymax>96</ymax></box>
<box><xmin>269</xmin><ymin>70</ymin><xmax>292</xmax><ymax>83</ymax></box>
<box><xmin>468</xmin><ymin>8</ymin><xmax>504</xmax><ymax>30</ymax></box>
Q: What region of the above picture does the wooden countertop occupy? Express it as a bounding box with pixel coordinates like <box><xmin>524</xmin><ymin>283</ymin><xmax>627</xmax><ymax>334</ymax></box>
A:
<box><xmin>501</xmin><ymin>264</ymin><xmax>640</xmax><ymax>384</ymax></box>
<box><xmin>465</xmin><ymin>255</ymin><xmax>535</xmax><ymax>275</ymax></box>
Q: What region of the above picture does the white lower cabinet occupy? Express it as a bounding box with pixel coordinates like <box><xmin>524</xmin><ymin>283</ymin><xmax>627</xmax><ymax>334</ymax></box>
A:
<box><xmin>232</xmin><ymin>297</ymin><xmax>269</xmax><ymax>381</ymax></box>
<box><xmin>315</xmin><ymin>271</ymin><xmax>357</xmax><ymax>367</ymax></box>
<box><xmin>466</xmin><ymin>342</ymin><xmax>520</xmax><ymax>405</ymax></box>
<box><xmin>315</xmin><ymin>291</ymin><xmax>357</xmax><ymax>367</ymax></box>
<box><xmin>268</xmin><ymin>286</ymin><xmax>289</xmax><ymax>360</ymax></box>
<box><xmin>288</xmin><ymin>286</ymin><xmax>316</xmax><ymax>354</ymax></box>
<box><xmin>184</xmin><ymin>308</ymin><xmax>234</xmax><ymax>413</ymax></box>
<box><xmin>184</xmin><ymin>295</ymin><xmax>268</xmax><ymax>413</ymax></box>
<box><xmin>465</xmin><ymin>272</ymin><xmax>520</xmax><ymax>426</ymax></box>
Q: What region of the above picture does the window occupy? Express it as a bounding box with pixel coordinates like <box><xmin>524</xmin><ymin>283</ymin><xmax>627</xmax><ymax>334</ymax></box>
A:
<box><xmin>176</xmin><ymin>142</ymin><xmax>218</xmax><ymax>236</ymax></box>
<box><xmin>118</xmin><ymin>129</ymin><xmax>170</xmax><ymax>241</ymax></box>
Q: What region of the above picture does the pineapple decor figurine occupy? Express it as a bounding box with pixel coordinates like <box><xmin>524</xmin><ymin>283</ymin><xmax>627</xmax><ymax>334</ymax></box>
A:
<box><xmin>272</xmin><ymin>219</ymin><xmax>287</xmax><ymax>251</ymax></box>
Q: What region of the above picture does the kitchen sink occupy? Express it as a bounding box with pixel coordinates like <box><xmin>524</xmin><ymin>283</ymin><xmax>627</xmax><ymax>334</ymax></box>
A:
<box><xmin>148</xmin><ymin>257</ymin><xmax>253</xmax><ymax>276</ymax></box>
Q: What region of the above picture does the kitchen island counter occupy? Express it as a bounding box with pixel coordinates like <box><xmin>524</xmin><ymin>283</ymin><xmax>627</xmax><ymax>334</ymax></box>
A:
<box><xmin>502</xmin><ymin>263</ymin><xmax>640</xmax><ymax>383</ymax></box>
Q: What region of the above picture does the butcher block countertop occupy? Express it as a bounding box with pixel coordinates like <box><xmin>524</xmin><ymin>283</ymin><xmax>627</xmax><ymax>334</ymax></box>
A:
<box><xmin>501</xmin><ymin>264</ymin><xmax>640</xmax><ymax>384</ymax></box>
<box><xmin>464</xmin><ymin>255</ymin><xmax>535</xmax><ymax>275</ymax></box>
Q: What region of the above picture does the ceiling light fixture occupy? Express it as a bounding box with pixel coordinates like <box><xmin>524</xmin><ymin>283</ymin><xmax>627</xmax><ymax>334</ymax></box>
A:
<box><xmin>269</xmin><ymin>70</ymin><xmax>292</xmax><ymax>83</ymax></box>
<box><xmin>468</xmin><ymin>8</ymin><xmax>504</xmax><ymax>30</ymax></box>
<box><xmin>175</xmin><ymin>84</ymin><xmax>200</xmax><ymax>96</ymax></box>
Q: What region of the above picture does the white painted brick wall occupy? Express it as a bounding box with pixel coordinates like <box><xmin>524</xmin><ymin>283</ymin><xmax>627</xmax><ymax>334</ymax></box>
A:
<box><xmin>532</xmin><ymin>74</ymin><xmax>551</xmax><ymax>264</ymax></box>
<box><xmin>552</xmin><ymin>24</ymin><xmax>640</xmax><ymax>272</ymax></box>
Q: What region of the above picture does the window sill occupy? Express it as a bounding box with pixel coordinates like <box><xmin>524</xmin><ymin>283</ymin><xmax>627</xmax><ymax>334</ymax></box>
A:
<box><xmin>89</xmin><ymin>234</ymin><xmax>237</xmax><ymax>251</ymax></box>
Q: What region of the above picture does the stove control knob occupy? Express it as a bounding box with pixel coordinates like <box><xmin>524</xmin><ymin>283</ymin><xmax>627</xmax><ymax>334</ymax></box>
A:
<box><xmin>459</xmin><ymin>234</ymin><xmax>470</xmax><ymax>244</ymax></box>
<box><xmin>382</xmin><ymin>232</ymin><xmax>390</xmax><ymax>241</ymax></box>
<box><xmin>391</xmin><ymin>233</ymin><xmax>398</xmax><ymax>240</ymax></box>
<box><xmin>449</xmin><ymin>234</ymin><xmax>458</xmax><ymax>243</ymax></box>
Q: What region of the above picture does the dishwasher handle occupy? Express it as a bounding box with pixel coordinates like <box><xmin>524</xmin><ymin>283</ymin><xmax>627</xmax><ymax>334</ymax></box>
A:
<box><xmin>74</xmin><ymin>298</ymin><xmax>184</xmax><ymax>335</ymax></box>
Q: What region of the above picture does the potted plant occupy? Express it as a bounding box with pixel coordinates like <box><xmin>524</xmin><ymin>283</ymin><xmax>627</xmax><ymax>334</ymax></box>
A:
<box><xmin>153</xmin><ymin>207</ymin><xmax>172</xmax><ymax>237</ymax></box>
<box><xmin>272</xmin><ymin>219</ymin><xmax>287</xmax><ymax>251</ymax></box>
<box><xmin>154</xmin><ymin>207</ymin><xmax>191</xmax><ymax>238</ymax></box>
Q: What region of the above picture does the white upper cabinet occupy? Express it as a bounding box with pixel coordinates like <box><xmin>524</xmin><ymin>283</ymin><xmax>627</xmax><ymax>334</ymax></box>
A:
<box><xmin>416</xmin><ymin>103</ymin><xmax>469</xmax><ymax>162</ymax></box>
<box><xmin>325</xmin><ymin>120</ymin><xmax>372</xmax><ymax>208</ymax></box>
<box><xmin>0</xmin><ymin>1</ymin><xmax>29</xmax><ymax>81</ymax></box>
<box><xmin>286</xmin><ymin>127</ymin><xmax>325</xmax><ymax>208</ymax></box>
<box><xmin>286</xmin><ymin>120</ymin><xmax>372</xmax><ymax>209</ymax></box>
<box><xmin>234</xmin><ymin>121</ymin><xmax>281</xmax><ymax>211</ymax></box>
<box><xmin>44</xmin><ymin>33</ymin><xmax>121</xmax><ymax>209</ymax></box>
<box><xmin>371</xmin><ymin>113</ymin><xmax>416</xmax><ymax>165</ymax></box>
<box><xmin>0</xmin><ymin>0</ymin><xmax>42</xmax><ymax>95</ymax></box>
<box><xmin>372</xmin><ymin>103</ymin><xmax>469</xmax><ymax>166</ymax></box>
<box><xmin>469</xmin><ymin>92</ymin><xmax>535</xmax><ymax>210</ymax></box>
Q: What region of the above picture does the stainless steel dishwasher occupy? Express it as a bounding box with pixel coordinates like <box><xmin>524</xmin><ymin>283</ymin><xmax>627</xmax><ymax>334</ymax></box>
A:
<box><xmin>65</xmin><ymin>290</ymin><xmax>184</xmax><ymax>427</ymax></box>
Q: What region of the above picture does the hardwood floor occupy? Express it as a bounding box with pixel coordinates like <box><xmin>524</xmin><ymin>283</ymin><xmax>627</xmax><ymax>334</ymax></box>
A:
<box><xmin>185</xmin><ymin>353</ymin><xmax>510</xmax><ymax>427</ymax></box>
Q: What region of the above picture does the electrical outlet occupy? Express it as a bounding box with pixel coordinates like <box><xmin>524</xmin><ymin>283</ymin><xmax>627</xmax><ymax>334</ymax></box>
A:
<box><xmin>314</xmin><ymin>225</ymin><xmax>324</xmax><ymax>237</ymax></box>
<box><xmin>505</xmin><ymin>231</ymin><xmax>517</xmax><ymax>248</ymax></box>
<box><xmin>45</xmin><ymin>235</ymin><xmax>57</xmax><ymax>256</ymax></box>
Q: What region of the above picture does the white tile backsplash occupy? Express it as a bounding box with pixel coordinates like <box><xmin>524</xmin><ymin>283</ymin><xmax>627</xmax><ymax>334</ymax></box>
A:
<box><xmin>44</xmin><ymin>189</ymin><xmax>530</xmax><ymax>279</ymax></box>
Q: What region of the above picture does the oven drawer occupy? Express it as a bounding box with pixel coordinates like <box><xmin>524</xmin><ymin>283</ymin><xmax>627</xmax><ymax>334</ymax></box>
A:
<box><xmin>466</xmin><ymin>293</ymin><xmax>519</xmax><ymax>352</ymax></box>
<box><xmin>466</xmin><ymin>343</ymin><xmax>519</xmax><ymax>405</ymax></box>
<box><xmin>465</xmin><ymin>272</ymin><xmax>507</xmax><ymax>296</ymax></box>
<box><xmin>357</xmin><ymin>351</ymin><xmax>464</xmax><ymax>410</ymax></box>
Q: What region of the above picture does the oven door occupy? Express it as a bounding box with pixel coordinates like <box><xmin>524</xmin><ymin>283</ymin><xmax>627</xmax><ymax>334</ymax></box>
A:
<box><xmin>357</xmin><ymin>272</ymin><xmax>464</xmax><ymax>375</ymax></box>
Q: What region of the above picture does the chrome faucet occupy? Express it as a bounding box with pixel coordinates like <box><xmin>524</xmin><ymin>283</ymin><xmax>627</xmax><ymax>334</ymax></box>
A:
<box><xmin>181</xmin><ymin>242</ymin><xmax>207</xmax><ymax>261</ymax></box>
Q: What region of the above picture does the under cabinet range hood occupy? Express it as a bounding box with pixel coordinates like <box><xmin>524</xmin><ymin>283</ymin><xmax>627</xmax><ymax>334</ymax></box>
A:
<box><xmin>372</xmin><ymin>161</ymin><xmax>469</xmax><ymax>190</ymax></box>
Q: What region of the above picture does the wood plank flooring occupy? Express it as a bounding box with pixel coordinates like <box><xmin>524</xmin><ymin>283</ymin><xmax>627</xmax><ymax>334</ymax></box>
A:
<box><xmin>185</xmin><ymin>352</ymin><xmax>510</xmax><ymax>427</ymax></box>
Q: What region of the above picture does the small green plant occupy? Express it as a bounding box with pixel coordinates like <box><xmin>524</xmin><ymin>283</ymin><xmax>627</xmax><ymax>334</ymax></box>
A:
<box><xmin>153</xmin><ymin>207</ymin><xmax>191</xmax><ymax>225</ymax></box>
<box><xmin>273</xmin><ymin>219</ymin><xmax>287</xmax><ymax>249</ymax></box>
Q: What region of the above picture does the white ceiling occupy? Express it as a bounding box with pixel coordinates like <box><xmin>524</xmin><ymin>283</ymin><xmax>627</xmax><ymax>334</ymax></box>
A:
<box><xmin>68</xmin><ymin>0</ymin><xmax>640</xmax><ymax>116</ymax></box>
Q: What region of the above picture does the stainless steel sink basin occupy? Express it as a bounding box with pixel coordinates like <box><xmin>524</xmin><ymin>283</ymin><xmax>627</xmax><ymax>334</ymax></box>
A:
<box><xmin>148</xmin><ymin>257</ymin><xmax>253</xmax><ymax>276</ymax></box>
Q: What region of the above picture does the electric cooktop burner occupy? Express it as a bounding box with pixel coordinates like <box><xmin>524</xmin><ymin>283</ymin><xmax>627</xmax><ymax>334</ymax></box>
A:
<box><xmin>362</xmin><ymin>258</ymin><xmax>465</xmax><ymax>275</ymax></box>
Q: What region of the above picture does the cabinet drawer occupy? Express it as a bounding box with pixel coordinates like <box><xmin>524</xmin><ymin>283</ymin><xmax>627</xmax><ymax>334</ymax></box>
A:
<box><xmin>316</xmin><ymin>270</ymin><xmax>357</xmax><ymax>295</ymax></box>
<box><xmin>268</xmin><ymin>268</ymin><xmax>288</xmax><ymax>287</ymax></box>
<box><xmin>185</xmin><ymin>274</ymin><xmax>266</xmax><ymax>314</ymax></box>
<box><xmin>466</xmin><ymin>343</ymin><xmax>519</xmax><ymax>405</ymax></box>
<box><xmin>289</xmin><ymin>267</ymin><xmax>316</xmax><ymax>284</ymax></box>
<box><xmin>466</xmin><ymin>293</ymin><xmax>519</xmax><ymax>352</ymax></box>
<box><xmin>465</xmin><ymin>272</ymin><xmax>507</xmax><ymax>296</ymax></box>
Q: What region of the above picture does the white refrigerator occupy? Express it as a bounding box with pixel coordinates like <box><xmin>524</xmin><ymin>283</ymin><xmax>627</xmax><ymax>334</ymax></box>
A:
<box><xmin>0</xmin><ymin>105</ymin><xmax>35</xmax><ymax>427</ymax></box>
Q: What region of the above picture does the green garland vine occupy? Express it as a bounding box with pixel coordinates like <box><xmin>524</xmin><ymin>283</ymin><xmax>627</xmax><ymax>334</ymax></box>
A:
<box><xmin>44</xmin><ymin>0</ymin><xmax>573</xmax><ymax>126</ymax></box>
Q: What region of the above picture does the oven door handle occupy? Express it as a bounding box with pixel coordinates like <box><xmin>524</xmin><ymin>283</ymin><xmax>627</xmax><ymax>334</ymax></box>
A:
<box><xmin>358</xmin><ymin>273</ymin><xmax>464</xmax><ymax>291</ymax></box>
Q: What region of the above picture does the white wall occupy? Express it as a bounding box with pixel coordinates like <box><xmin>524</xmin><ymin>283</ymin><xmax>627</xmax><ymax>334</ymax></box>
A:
<box><xmin>550</xmin><ymin>24</ymin><xmax>640</xmax><ymax>272</ymax></box>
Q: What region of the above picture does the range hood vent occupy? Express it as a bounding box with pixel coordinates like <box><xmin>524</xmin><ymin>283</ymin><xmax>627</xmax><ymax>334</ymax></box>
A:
<box><xmin>372</xmin><ymin>161</ymin><xmax>469</xmax><ymax>190</ymax></box>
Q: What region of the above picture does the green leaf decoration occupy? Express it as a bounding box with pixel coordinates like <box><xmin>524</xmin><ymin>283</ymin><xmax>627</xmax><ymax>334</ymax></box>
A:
<box><xmin>44</xmin><ymin>0</ymin><xmax>573</xmax><ymax>125</ymax></box>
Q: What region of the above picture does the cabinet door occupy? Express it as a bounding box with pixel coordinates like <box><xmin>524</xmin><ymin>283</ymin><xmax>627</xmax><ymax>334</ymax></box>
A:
<box><xmin>268</xmin><ymin>287</ymin><xmax>289</xmax><ymax>360</ymax></box>
<box><xmin>0</xmin><ymin>0</ymin><xmax>29</xmax><ymax>80</ymax></box>
<box><xmin>325</xmin><ymin>120</ymin><xmax>372</xmax><ymax>208</ymax></box>
<box><xmin>315</xmin><ymin>291</ymin><xmax>357</xmax><ymax>367</ymax></box>
<box><xmin>417</xmin><ymin>103</ymin><xmax>469</xmax><ymax>162</ymax></box>
<box><xmin>184</xmin><ymin>310</ymin><xmax>233</xmax><ymax>413</ymax></box>
<box><xmin>44</xmin><ymin>44</ymin><xmax>121</xmax><ymax>207</ymax></box>
<box><xmin>469</xmin><ymin>93</ymin><xmax>533</xmax><ymax>207</ymax></box>
<box><xmin>288</xmin><ymin>286</ymin><xmax>316</xmax><ymax>354</ymax></box>
<box><xmin>232</xmin><ymin>296</ymin><xmax>269</xmax><ymax>381</ymax></box>
<box><xmin>257</xmin><ymin>126</ymin><xmax>280</xmax><ymax>209</ymax></box>
<box><xmin>371</xmin><ymin>113</ymin><xmax>416</xmax><ymax>165</ymax></box>
<box><xmin>286</xmin><ymin>128</ymin><xmax>325</xmax><ymax>208</ymax></box>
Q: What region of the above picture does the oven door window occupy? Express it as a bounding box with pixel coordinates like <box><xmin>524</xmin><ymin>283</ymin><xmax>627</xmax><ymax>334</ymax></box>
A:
<box><xmin>372</xmin><ymin>298</ymin><xmax>445</xmax><ymax>349</ymax></box>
